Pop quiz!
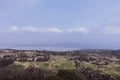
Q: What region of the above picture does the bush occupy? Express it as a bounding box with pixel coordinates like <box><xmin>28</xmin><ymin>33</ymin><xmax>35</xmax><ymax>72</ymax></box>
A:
<box><xmin>57</xmin><ymin>69</ymin><xmax>82</xmax><ymax>80</ymax></box>
<box><xmin>45</xmin><ymin>75</ymin><xmax>63</xmax><ymax>80</ymax></box>
<box><xmin>0</xmin><ymin>59</ymin><xmax>14</xmax><ymax>67</ymax></box>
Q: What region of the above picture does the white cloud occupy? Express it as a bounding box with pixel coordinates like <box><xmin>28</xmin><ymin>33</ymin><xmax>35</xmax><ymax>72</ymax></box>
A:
<box><xmin>9</xmin><ymin>26</ymin><xmax>19</xmax><ymax>31</ymax></box>
<box><xmin>66</xmin><ymin>28</ymin><xmax>89</xmax><ymax>33</ymax></box>
<box><xmin>0</xmin><ymin>26</ymin><xmax>90</xmax><ymax>34</ymax></box>
<box><xmin>9</xmin><ymin>26</ymin><xmax>39</xmax><ymax>32</ymax></box>
<box><xmin>9</xmin><ymin>26</ymin><xmax>62</xmax><ymax>33</ymax></box>
<box><xmin>45</xmin><ymin>28</ymin><xmax>62</xmax><ymax>33</ymax></box>
<box><xmin>104</xmin><ymin>27</ymin><xmax>120</xmax><ymax>34</ymax></box>
<box><xmin>8</xmin><ymin>26</ymin><xmax>90</xmax><ymax>33</ymax></box>
<box><xmin>4</xmin><ymin>26</ymin><xmax>120</xmax><ymax>35</ymax></box>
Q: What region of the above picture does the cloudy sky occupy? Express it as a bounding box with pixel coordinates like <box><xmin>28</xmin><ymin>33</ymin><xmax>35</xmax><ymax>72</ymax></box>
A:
<box><xmin>0</xmin><ymin>0</ymin><xmax>120</xmax><ymax>49</ymax></box>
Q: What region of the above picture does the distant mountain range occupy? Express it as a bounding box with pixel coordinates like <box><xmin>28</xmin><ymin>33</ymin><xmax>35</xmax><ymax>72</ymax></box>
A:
<box><xmin>0</xmin><ymin>42</ymin><xmax>119</xmax><ymax>51</ymax></box>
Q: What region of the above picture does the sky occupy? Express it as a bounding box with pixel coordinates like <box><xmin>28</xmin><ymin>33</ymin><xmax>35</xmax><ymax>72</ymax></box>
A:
<box><xmin>0</xmin><ymin>0</ymin><xmax>120</xmax><ymax>49</ymax></box>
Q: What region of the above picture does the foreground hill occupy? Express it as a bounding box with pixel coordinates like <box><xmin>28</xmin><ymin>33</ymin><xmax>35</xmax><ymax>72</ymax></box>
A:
<box><xmin>0</xmin><ymin>49</ymin><xmax>119</xmax><ymax>80</ymax></box>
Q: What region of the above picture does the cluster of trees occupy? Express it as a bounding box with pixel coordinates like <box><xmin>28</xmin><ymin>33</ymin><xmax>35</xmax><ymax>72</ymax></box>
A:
<box><xmin>0</xmin><ymin>55</ymin><xmax>15</xmax><ymax>67</ymax></box>
<box><xmin>0</xmin><ymin>58</ymin><xmax>14</xmax><ymax>67</ymax></box>
<box><xmin>15</xmin><ymin>53</ymin><xmax>50</xmax><ymax>62</ymax></box>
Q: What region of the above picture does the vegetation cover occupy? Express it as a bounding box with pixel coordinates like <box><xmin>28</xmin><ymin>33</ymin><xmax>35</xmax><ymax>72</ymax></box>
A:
<box><xmin>0</xmin><ymin>49</ymin><xmax>119</xmax><ymax>80</ymax></box>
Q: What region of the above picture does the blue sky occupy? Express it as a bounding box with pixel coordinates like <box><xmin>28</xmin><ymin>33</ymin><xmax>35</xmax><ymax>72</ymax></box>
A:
<box><xmin>0</xmin><ymin>0</ymin><xmax>120</xmax><ymax>49</ymax></box>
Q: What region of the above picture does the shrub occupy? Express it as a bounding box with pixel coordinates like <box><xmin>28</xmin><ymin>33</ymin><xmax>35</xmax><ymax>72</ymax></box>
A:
<box><xmin>0</xmin><ymin>59</ymin><xmax>14</xmax><ymax>67</ymax></box>
<box><xmin>45</xmin><ymin>75</ymin><xmax>63</xmax><ymax>80</ymax></box>
<box><xmin>57</xmin><ymin>69</ymin><xmax>82</xmax><ymax>80</ymax></box>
